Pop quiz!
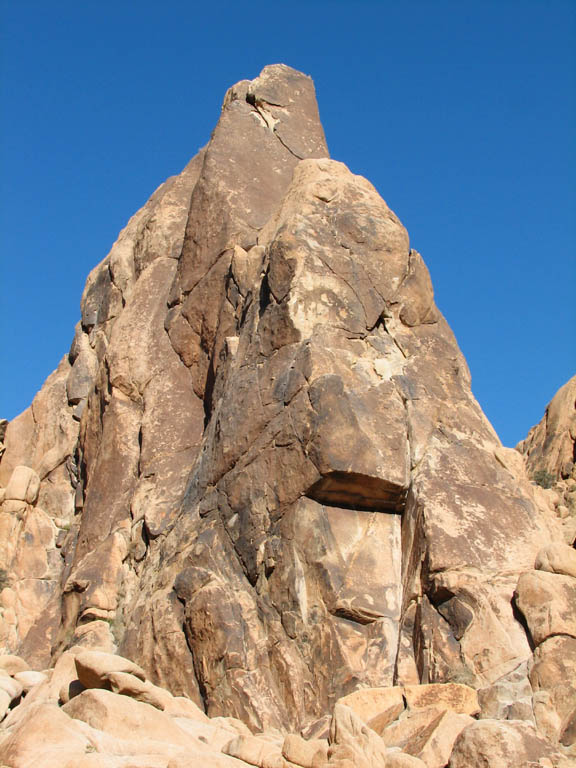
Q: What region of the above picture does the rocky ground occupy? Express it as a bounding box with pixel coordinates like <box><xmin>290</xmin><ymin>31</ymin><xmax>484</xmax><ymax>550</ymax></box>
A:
<box><xmin>0</xmin><ymin>645</ymin><xmax>574</xmax><ymax>767</ymax></box>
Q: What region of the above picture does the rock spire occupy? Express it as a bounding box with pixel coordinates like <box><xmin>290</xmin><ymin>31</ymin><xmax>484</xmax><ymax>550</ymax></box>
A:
<box><xmin>0</xmin><ymin>66</ymin><xmax>573</xmax><ymax>764</ymax></box>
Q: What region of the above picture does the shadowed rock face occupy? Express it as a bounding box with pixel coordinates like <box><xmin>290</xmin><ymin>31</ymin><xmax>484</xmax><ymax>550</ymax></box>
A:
<box><xmin>0</xmin><ymin>64</ymin><xmax>563</xmax><ymax>732</ymax></box>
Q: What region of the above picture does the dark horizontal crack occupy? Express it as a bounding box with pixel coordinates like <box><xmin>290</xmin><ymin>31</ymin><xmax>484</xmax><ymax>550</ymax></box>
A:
<box><xmin>307</xmin><ymin>471</ymin><xmax>407</xmax><ymax>513</ymax></box>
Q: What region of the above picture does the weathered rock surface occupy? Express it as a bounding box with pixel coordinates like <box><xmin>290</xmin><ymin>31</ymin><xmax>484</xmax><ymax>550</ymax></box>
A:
<box><xmin>518</xmin><ymin>375</ymin><xmax>576</xmax><ymax>481</ymax></box>
<box><xmin>0</xmin><ymin>64</ymin><xmax>575</xmax><ymax>766</ymax></box>
<box><xmin>514</xmin><ymin>570</ymin><xmax>576</xmax><ymax>646</ymax></box>
<box><xmin>448</xmin><ymin>719</ymin><xmax>570</xmax><ymax>768</ymax></box>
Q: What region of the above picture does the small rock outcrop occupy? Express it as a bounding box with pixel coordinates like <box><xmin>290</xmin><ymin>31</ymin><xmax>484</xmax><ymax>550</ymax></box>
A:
<box><xmin>518</xmin><ymin>375</ymin><xmax>576</xmax><ymax>482</ymax></box>
<box><xmin>0</xmin><ymin>64</ymin><xmax>574</xmax><ymax>767</ymax></box>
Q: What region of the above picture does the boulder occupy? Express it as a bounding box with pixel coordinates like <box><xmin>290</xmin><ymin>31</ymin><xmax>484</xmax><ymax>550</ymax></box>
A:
<box><xmin>75</xmin><ymin>650</ymin><xmax>147</xmax><ymax>690</ymax></box>
<box><xmin>104</xmin><ymin>671</ymin><xmax>173</xmax><ymax>710</ymax></box>
<box><xmin>13</xmin><ymin>670</ymin><xmax>48</xmax><ymax>692</ymax></box>
<box><xmin>514</xmin><ymin>570</ymin><xmax>576</xmax><ymax>646</ymax></box>
<box><xmin>335</xmin><ymin>687</ymin><xmax>405</xmax><ymax>733</ymax></box>
<box><xmin>448</xmin><ymin>719</ymin><xmax>568</xmax><ymax>768</ymax></box>
<box><xmin>282</xmin><ymin>733</ymin><xmax>328</xmax><ymax>767</ymax></box>
<box><xmin>62</xmin><ymin>688</ymin><xmax>193</xmax><ymax>746</ymax></box>
<box><xmin>0</xmin><ymin>654</ymin><xmax>30</xmax><ymax>675</ymax></box>
<box><xmin>0</xmin><ymin>701</ymin><xmax>91</xmax><ymax>768</ymax></box>
<box><xmin>4</xmin><ymin>465</ymin><xmax>40</xmax><ymax>504</ymax></box>
<box><xmin>535</xmin><ymin>542</ymin><xmax>576</xmax><ymax>578</ymax></box>
<box><xmin>383</xmin><ymin>707</ymin><xmax>473</xmax><ymax>768</ymax></box>
<box><xmin>385</xmin><ymin>754</ymin><xmax>426</xmax><ymax>768</ymax></box>
<box><xmin>163</xmin><ymin>695</ymin><xmax>209</xmax><ymax>722</ymax></box>
<box><xmin>224</xmin><ymin>733</ymin><xmax>284</xmax><ymax>767</ymax></box>
<box><xmin>0</xmin><ymin>674</ymin><xmax>23</xmax><ymax>701</ymax></box>
<box><xmin>327</xmin><ymin>703</ymin><xmax>388</xmax><ymax>767</ymax></box>
<box><xmin>530</xmin><ymin>635</ymin><xmax>576</xmax><ymax>744</ymax></box>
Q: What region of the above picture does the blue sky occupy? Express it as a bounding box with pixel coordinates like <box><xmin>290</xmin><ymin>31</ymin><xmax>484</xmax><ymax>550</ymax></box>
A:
<box><xmin>1</xmin><ymin>0</ymin><xmax>574</xmax><ymax>447</ymax></box>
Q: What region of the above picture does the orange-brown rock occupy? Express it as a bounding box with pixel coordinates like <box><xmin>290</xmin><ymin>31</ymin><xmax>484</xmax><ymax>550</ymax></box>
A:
<box><xmin>382</xmin><ymin>707</ymin><xmax>473</xmax><ymax>768</ymax></box>
<box><xmin>448</xmin><ymin>719</ymin><xmax>570</xmax><ymax>768</ymax></box>
<box><xmin>535</xmin><ymin>542</ymin><xmax>576</xmax><ymax>578</ymax></box>
<box><xmin>514</xmin><ymin>570</ymin><xmax>576</xmax><ymax>646</ymax></box>
<box><xmin>0</xmin><ymin>65</ymin><xmax>572</xmax><ymax>760</ymax></box>
<box><xmin>282</xmin><ymin>733</ymin><xmax>328</xmax><ymax>767</ymax></box>
<box><xmin>336</xmin><ymin>687</ymin><xmax>405</xmax><ymax>734</ymax></box>
<box><xmin>402</xmin><ymin>683</ymin><xmax>479</xmax><ymax>716</ymax></box>
<box><xmin>518</xmin><ymin>375</ymin><xmax>576</xmax><ymax>481</ymax></box>
<box><xmin>326</xmin><ymin>703</ymin><xmax>388</xmax><ymax>767</ymax></box>
<box><xmin>74</xmin><ymin>650</ymin><xmax>147</xmax><ymax>690</ymax></box>
<box><xmin>529</xmin><ymin>635</ymin><xmax>576</xmax><ymax>746</ymax></box>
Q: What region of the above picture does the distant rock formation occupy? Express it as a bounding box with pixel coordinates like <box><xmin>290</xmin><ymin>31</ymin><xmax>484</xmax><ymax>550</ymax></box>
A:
<box><xmin>0</xmin><ymin>65</ymin><xmax>574</xmax><ymax>766</ymax></box>
<box><xmin>518</xmin><ymin>375</ymin><xmax>576</xmax><ymax>482</ymax></box>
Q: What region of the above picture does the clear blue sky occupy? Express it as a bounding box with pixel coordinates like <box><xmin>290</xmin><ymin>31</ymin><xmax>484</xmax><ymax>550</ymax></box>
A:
<box><xmin>1</xmin><ymin>0</ymin><xmax>575</xmax><ymax>447</ymax></box>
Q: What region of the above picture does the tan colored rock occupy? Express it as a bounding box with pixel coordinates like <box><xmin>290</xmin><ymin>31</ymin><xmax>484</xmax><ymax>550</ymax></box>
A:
<box><xmin>104</xmin><ymin>670</ymin><xmax>172</xmax><ymax>710</ymax></box>
<box><xmin>211</xmin><ymin>716</ymin><xmax>253</xmax><ymax>736</ymax></box>
<box><xmin>477</xmin><ymin>661</ymin><xmax>534</xmax><ymax>722</ymax></box>
<box><xmin>449</xmin><ymin>719</ymin><xmax>567</xmax><ymax>768</ymax></box>
<box><xmin>385</xmin><ymin>754</ymin><xmax>426</xmax><ymax>768</ymax></box>
<box><xmin>60</xmin><ymin>677</ymin><xmax>86</xmax><ymax>704</ymax></box>
<box><xmin>69</xmin><ymin>715</ymin><xmax>186</xmax><ymax>760</ymax></box>
<box><xmin>0</xmin><ymin>654</ymin><xmax>30</xmax><ymax>675</ymax></box>
<box><xmin>72</xmin><ymin>619</ymin><xmax>117</xmax><ymax>652</ymax></box>
<box><xmin>0</xmin><ymin>701</ymin><xmax>91</xmax><ymax>768</ymax></box>
<box><xmin>535</xmin><ymin>542</ymin><xmax>576</xmax><ymax>578</ymax></box>
<box><xmin>514</xmin><ymin>570</ymin><xmax>576</xmax><ymax>646</ymax></box>
<box><xmin>5</xmin><ymin>648</ymin><xmax>78</xmax><ymax>719</ymax></box>
<box><xmin>327</xmin><ymin>703</ymin><xmax>388</xmax><ymax>767</ymax></box>
<box><xmin>402</xmin><ymin>683</ymin><xmax>479</xmax><ymax>716</ymax></box>
<box><xmin>405</xmin><ymin>711</ymin><xmax>473</xmax><ymax>768</ymax></box>
<box><xmin>163</xmin><ymin>695</ymin><xmax>209</xmax><ymax>722</ymax></box>
<box><xmin>224</xmin><ymin>733</ymin><xmax>284</xmax><ymax>767</ymax></box>
<box><xmin>4</xmin><ymin>465</ymin><xmax>40</xmax><ymax>504</ymax></box>
<box><xmin>336</xmin><ymin>687</ymin><xmax>405</xmax><ymax>734</ymax></box>
<box><xmin>75</xmin><ymin>650</ymin><xmax>147</xmax><ymax>689</ymax></box>
<box><xmin>382</xmin><ymin>707</ymin><xmax>473</xmax><ymax>768</ymax></box>
<box><xmin>518</xmin><ymin>375</ymin><xmax>576</xmax><ymax>480</ymax></box>
<box><xmin>62</xmin><ymin>688</ymin><xmax>195</xmax><ymax>746</ymax></box>
<box><xmin>12</xmin><ymin>670</ymin><xmax>47</xmax><ymax>692</ymax></box>
<box><xmin>282</xmin><ymin>733</ymin><xmax>328</xmax><ymax>767</ymax></box>
<box><xmin>0</xmin><ymin>687</ymin><xmax>11</xmax><ymax>720</ymax></box>
<box><xmin>168</xmin><ymin>752</ymin><xmax>254</xmax><ymax>768</ymax></box>
<box><xmin>63</xmin><ymin>757</ymin><xmax>170</xmax><ymax>768</ymax></box>
<box><xmin>170</xmin><ymin>715</ymin><xmax>242</xmax><ymax>752</ymax></box>
<box><xmin>530</xmin><ymin>635</ymin><xmax>576</xmax><ymax>745</ymax></box>
<box><xmin>0</xmin><ymin>674</ymin><xmax>23</xmax><ymax>701</ymax></box>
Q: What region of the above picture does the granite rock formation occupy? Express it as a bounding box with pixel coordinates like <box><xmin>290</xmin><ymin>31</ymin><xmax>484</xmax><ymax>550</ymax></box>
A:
<box><xmin>0</xmin><ymin>65</ymin><xmax>574</xmax><ymax>766</ymax></box>
<box><xmin>518</xmin><ymin>375</ymin><xmax>576</xmax><ymax>482</ymax></box>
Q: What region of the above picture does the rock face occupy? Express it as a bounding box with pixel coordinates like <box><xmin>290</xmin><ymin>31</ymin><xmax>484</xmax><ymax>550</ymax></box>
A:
<box><xmin>518</xmin><ymin>375</ymin><xmax>576</xmax><ymax>481</ymax></box>
<box><xmin>0</xmin><ymin>64</ymin><xmax>572</xmax><ymax>759</ymax></box>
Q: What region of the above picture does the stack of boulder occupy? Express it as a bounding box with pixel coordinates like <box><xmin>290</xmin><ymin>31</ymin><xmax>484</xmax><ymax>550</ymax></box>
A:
<box><xmin>0</xmin><ymin>646</ymin><xmax>573</xmax><ymax>767</ymax></box>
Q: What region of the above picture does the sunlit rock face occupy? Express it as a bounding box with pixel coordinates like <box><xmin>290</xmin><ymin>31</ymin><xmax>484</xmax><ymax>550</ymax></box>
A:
<box><xmin>0</xmin><ymin>64</ymin><xmax>562</xmax><ymax>732</ymax></box>
<box><xmin>518</xmin><ymin>375</ymin><xmax>576</xmax><ymax>482</ymax></box>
